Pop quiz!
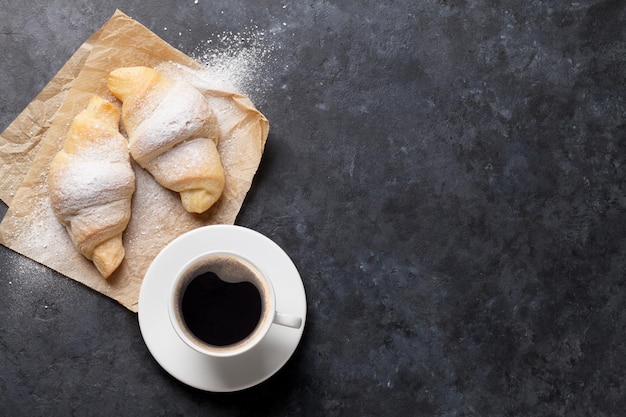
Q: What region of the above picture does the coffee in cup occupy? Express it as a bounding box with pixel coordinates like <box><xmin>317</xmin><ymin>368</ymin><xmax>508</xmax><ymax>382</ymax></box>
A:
<box><xmin>169</xmin><ymin>252</ymin><xmax>302</xmax><ymax>358</ymax></box>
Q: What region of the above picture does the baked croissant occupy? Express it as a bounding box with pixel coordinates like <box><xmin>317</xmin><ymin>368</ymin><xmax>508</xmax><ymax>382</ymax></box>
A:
<box><xmin>107</xmin><ymin>66</ymin><xmax>225</xmax><ymax>213</ymax></box>
<box><xmin>48</xmin><ymin>96</ymin><xmax>136</xmax><ymax>279</ymax></box>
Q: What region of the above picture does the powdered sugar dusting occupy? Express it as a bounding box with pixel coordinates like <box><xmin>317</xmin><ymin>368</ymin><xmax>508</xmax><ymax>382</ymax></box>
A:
<box><xmin>192</xmin><ymin>26</ymin><xmax>274</xmax><ymax>103</ymax></box>
<box><xmin>129</xmin><ymin>78</ymin><xmax>217</xmax><ymax>165</ymax></box>
<box><xmin>49</xmin><ymin>133</ymin><xmax>135</xmax><ymax>220</ymax></box>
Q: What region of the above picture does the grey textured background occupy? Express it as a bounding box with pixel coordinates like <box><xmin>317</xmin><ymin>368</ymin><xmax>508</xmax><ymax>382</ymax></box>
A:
<box><xmin>1</xmin><ymin>0</ymin><xmax>625</xmax><ymax>415</ymax></box>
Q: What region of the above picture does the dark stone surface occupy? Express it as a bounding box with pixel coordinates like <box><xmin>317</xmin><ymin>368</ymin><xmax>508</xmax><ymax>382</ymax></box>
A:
<box><xmin>1</xmin><ymin>0</ymin><xmax>625</xmax><ymax>415</ymax></box>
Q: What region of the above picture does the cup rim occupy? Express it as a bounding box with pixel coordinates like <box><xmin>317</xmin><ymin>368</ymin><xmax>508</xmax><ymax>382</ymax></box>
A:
<box><xmin>167</xmin><ymin>250</ymin><xmax>276</xmax><ymax>358</ymax></box>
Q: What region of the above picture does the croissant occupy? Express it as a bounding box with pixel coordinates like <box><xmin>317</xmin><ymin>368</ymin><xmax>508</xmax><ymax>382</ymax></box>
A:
<box><xmin>107</xmin><ymin>66</ymin><xmax>225</xmax><ymax>213</ymax></box>
<box><xmin>48</xmin><ymin>96</ymin><xmax>136</xmax><ymax>279</ymax></box>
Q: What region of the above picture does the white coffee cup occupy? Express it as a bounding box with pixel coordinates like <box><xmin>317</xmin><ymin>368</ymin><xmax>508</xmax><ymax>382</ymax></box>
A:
<box><xmin>168</xmin><ymin>251</ymin><xmax>303</xmax><ymax>358</ymax></box>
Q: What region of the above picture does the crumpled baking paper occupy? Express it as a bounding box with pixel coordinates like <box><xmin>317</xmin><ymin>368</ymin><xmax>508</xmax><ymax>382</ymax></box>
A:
<box><xmin>0</xmin><ymin>10</ymin><xmax>269</xmax><ymax>312</ymax></box>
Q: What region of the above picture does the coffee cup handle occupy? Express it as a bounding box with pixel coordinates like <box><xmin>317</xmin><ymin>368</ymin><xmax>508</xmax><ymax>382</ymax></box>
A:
<box><xmin>273</xmin><ymin>311</ymin><xmax>303</xmax><ymax>329</ymax></box>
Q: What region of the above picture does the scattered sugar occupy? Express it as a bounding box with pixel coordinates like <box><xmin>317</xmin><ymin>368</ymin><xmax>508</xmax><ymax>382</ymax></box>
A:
<box><xmin>191</xmin><ymin>26</ymin><xmax>275</xmax><ymax>103</ymax></box>
<box><xmin>2</xmin><ymin>235</ymin><xmax>56</xmax><ymax>303</ymax></box>
<box><xmin>8</xmin><ymin>186</ymin><xmax>69</xmax><ymax>257</ymax></box>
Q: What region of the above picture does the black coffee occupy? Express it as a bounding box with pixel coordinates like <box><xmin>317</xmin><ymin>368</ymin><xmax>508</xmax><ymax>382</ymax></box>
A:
<box><xmin>181</xmin><ymin>271</ymin><xmax>262</xmax><ymax>347</ymax></box>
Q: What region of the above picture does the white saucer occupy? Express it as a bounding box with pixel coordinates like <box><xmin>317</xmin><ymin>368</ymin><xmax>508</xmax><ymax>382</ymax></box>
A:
<box><xmin>138</xmin><ymin>225</ymin><xmax>307</xmax><ymax>392</ymax></box>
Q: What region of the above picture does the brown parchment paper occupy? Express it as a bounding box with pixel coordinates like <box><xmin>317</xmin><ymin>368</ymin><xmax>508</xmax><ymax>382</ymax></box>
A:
<box><xmin>0</xmin><ymin>10</ymin><xmax>269</xmax><ymax>312</ymax></box>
